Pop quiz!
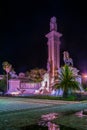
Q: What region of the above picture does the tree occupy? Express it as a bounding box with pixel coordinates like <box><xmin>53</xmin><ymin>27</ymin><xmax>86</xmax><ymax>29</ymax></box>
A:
<box><xmin>2</xmin><ymin>61</ymin><xmax>12</xmax><ymax>91</ymax></box>
<box><xmin>55</xmin><ymin>65</ymin><xmax>80</xmax><ymax>97</ymax></box>
<box><xmin>28</xmin><ymin>68</ymin><xmax>46</xmax><ymax>82</ymax></box>
<box><xmin>0</xmin><ymin>76</ymin><xmax>7</xmax><ymax>93</ymax></box>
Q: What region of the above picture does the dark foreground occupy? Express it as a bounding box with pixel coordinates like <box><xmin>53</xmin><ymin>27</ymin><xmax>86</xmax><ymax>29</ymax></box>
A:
<box><xmin>0</xmin><ymin>97</ymin><xmax>87</xmax><ymax>130</ymax></box>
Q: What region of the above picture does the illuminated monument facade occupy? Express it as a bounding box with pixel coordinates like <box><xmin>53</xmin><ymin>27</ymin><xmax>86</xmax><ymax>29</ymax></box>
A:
<box><xmin>8</xmin><ymin>17</ymin><xmax>83</xmax><ymax>96</ymax></box>
<box><xmin>7</xmin><ymin>16</ymin><xmax>83</xmax><ymax>95</ymax></box>
<box><xmin>8</xmin><ymin>17</ymin><xmax>62</xmax><ymax>94</ymax></box>
<box><xmin>46</xmin><ymin>17</ymin><xmax>62</xmax><ymax>84</ymax></box>
<box><xmin>7</xmin><ymin>16</ymin><xmax>63</xmax><ymax>95</ymax></box>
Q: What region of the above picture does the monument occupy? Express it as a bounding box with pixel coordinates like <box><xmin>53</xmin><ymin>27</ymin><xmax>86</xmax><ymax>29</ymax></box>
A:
<box><xmin>7</xmin><ymin>16</ymin><xmax>63</xmax><ymax>95</ymax></box>
<box><xmin>63</xmin><ymin>51</ymin><xmax>84</xmax><ymax>92</ymax></box>
<box><xmin>46</xmin><ymin>16</ymin><xmax>62</xmax><ymax>86</ymax></box>
<box><xmin>32</xmin><ymin>17</ymin><xmax>63</xmax><ymax>94</ymax></box>
<box><xmin>6</xmin><ymin>17</ymin><xmax>84</xmax><ymax>96</ymax></box>
<box><xmin>63</xmin><ymin>51</ymin><xmax>73</xmax><ymax>66</ymax></box>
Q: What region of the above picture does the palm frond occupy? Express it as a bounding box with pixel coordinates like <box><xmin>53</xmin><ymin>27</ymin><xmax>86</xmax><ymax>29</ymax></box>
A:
<box><xmin>56</xmin><ymin>65</ymin><xmax>80</xmax><ymax>96</ymax></box>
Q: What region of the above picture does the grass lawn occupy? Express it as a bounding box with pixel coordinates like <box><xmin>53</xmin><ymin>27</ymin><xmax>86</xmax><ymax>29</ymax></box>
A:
<box><xmin>0</xmin><ymin>97</ymin><xmax>87</xmax><ymax>130</ymax></box>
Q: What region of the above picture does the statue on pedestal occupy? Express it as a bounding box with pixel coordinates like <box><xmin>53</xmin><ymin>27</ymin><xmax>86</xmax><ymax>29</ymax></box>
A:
<box><xmin>47</xmin><ymin>61</ymin><xmax>50</xmax><ymax>72</ymax></box>
<box><xmin>63</xmin><ymin>51</ymin><xmax>73</xmax><ymax>66</ymax></box>
<box><xmin>63</xmin><ymin>51</ymin><xmax>84</xmax><ymax>92</ymax></box>
<box><xmin>50</xmin><ymin>16</ymin><xmax>57</xmax><ymax>31</ymax></box>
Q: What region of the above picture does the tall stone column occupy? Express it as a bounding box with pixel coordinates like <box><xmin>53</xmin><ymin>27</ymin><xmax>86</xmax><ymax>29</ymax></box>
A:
<box><xmin>46</xmin><ymin>17</ymin><xmax>62</xmax><ymax>85</ymax></box>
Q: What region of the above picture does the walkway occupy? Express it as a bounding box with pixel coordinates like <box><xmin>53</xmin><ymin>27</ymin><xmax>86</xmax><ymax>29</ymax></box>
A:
<box><xmin>0</xmin><ymin>97</ymin><xmax>80</xmax><ymax>112</ymax></box>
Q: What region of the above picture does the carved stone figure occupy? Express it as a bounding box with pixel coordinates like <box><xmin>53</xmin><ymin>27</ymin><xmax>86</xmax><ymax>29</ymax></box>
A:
<box><xmin>47</xmin><ymin>61</ymin><xmax>50</xmax><ymax>72</ymax></box>
<box><xmin>50</xmin><ymin>16</ymin><xmax>57</xmax><ymax>31</ymax></box>
<box><xmin>63</xmin><ymin>51</ymin><xmax>73</xmax><ymax>66</ymax></box>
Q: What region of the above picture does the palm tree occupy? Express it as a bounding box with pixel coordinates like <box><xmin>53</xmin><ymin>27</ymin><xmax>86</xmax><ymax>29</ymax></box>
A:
<box><xmin>55</xmin><ymin>65</ymin><xmax>80</xmax><ymax>97</ymax></box>
<box><xmin>2</xmin><ymin>61</ymin><xmax>12</xmax><ymax>91</ymax></box>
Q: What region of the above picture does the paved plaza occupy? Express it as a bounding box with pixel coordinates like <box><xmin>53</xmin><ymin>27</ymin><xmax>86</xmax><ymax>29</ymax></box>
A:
<box><xmin>0</xmin><ymin>97</ymin><xmax>87</xmax><ymax>130</ymax></box>
<box><xmin>0</xmin><ymin>97</ymin><xmax>64</xmax><ymax>113</ymax></box>
<box><xmin>0</xmin><ymin>97</ymin><xmax>52</xmax><ymax>112</ymax></box>
<box><xmin>0</xmin><ymin>97</ymin><xmax>80</xmax><ymax>112</ymax></box>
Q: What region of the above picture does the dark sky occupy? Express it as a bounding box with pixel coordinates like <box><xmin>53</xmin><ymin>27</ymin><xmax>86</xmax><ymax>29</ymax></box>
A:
<box><xmin>0</xmin><ymin>0</ymin><xmax>87</xmax><ymax>74</ymax></box>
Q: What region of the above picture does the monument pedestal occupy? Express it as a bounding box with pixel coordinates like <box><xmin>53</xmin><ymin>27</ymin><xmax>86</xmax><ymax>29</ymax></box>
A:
<box><xmin>46</xmin><ymin>17</ymin><xmax>62</xmax><ymax>89</ymax></box>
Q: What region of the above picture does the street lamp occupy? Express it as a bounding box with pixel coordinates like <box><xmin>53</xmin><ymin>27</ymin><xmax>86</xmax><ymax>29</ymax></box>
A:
<box><xmin>82</xmin><ymin>73</ymin><xmax>87</xmax><ymax>90</ymax></box>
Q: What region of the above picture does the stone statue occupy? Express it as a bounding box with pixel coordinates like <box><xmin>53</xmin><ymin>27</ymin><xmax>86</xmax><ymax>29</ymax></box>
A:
<box><xmin>50</xmin><ymin>16</ymin><xmax>57</xmax><ymax>31</ymax></box>
<box><xmin>63</xmin><ymin>51</ymin><xmax>73</xmax><ymax>66</ymax></box>
<box><xmin>47</xmin><ymin>61</ymin><xmax>50</xmax><ymax>72</ymax></box>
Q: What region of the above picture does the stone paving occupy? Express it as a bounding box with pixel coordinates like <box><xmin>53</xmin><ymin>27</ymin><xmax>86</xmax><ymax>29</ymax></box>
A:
<box><xmin>0</xmin><ymin>97</ymin><xmax>80</xmax><ymax>112</ymax></box>
<box><xmin>0</xmin><ymin>97</ymin><xmax>52</xmax><ymax>112</ymax></box>
<box><xmin>0</xmin><ymin>97</ymin><xmax>87</xmax><ymax>130</ymax></box>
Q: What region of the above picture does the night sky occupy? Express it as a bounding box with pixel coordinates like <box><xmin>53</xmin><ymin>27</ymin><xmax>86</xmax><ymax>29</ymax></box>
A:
<box><xmin>0</xmin><ymin>0</ymin><xmax>87</xmax><ymax>74</ymax></box>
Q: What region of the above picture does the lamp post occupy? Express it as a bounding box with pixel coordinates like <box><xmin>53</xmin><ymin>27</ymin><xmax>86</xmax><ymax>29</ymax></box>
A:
<box><xmin>82</xmin><ymin>73</ymin><xmax>87</xmax><ymax>90</ymax></box>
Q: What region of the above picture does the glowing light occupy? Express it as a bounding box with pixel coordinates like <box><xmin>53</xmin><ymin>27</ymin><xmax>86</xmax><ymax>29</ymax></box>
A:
<box><xmin>11</xmin><ymin>91</ymin><xmax>20</xmax><ymax>96</ymax></box>
<box><xmin>82</xmin><ymin>74</ymin><xmax>87</xmax><ymax>78</ymax></box>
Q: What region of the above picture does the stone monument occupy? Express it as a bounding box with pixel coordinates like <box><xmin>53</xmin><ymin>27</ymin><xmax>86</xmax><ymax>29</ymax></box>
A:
<box><xmin>46</xmin><ymin>16</ymin><xmax>62</xmax><ymax>87</ymax></box>
<box><xmin>63</xmin><ymin>51</ymin><xmax>73</xmax><ymax>66</ymax></box>
<box><xmin>63</xmin><ymin>51</ymin><xmax>84</xmax><ymax>92</ymax></box>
